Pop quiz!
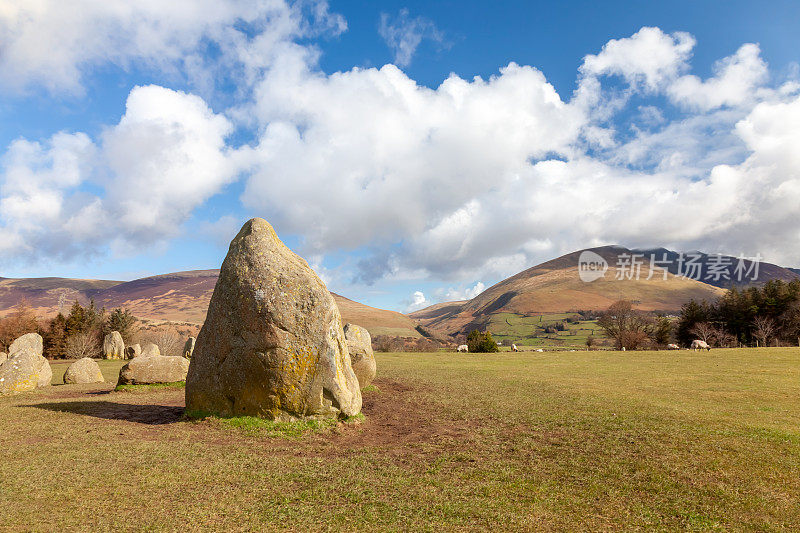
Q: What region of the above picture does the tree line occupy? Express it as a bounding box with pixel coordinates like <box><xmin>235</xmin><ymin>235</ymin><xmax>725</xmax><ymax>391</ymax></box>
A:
<box><xmin>677</xmin><ymin>279</ymin><xmax>800</xmax><ymax>347</ymax></box>
<box><xmin>596</xmin><ymin>279</ymin><xmax>800</xmax><ymax>350</ymax></box>
<box><xmin>0</xmin><ymin>299</ymin><xmax>137</xmax><ymax>358</ymax></box>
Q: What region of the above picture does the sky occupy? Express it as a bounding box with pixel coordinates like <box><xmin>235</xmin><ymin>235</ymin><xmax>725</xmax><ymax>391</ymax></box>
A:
<box><xmin>1</xmin><ymin>1</ymin><xmax>800</xmax><ymax>313</ymax></box>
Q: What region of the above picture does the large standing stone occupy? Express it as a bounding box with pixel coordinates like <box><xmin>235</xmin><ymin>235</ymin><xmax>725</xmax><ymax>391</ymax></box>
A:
<box><xmin>185</xmin><ymin>218</ymin><xmax>361</xmax><ymax>420</ymax></box>
<box><xmin>141</xmin><ymin>343</ymin><xmax>160</xmax><ymax>357</ymax></box>
<box><xmin>125</xmin><ymin>344</ymin><xmax>141</xmax><ymax>359</ymax></box>
<box><xmin>64</xmin><ymin>357</ymin><xmax>105</xmax><ymax>384</ymax></box>
<box><xmin>183</xmin><ymin>337</ymin><xmax>196</xmax><ymax>358</ymax></box>
<box><xmin>103</xmin><ymin>331</ymin><xmax>125</xmax><ymax>360</ymax></box>
<box><xmin>117</xmin><ymin>356</ymin><xmax>190</xmax><ymax>385</ymax></box>
<box><xmin>0</xmin><ymin>334</ymin><xmax>52</xmax><ymax>394</ymax></box>
<box><xmin>343</xmin><ymin>323</ymin><xmax>377</xmax><ymax>389</ymax></box>
<box><xmin>9</xmin><ymin>333</ymin><xmax>43</xmax><ymax>357</ymax></box>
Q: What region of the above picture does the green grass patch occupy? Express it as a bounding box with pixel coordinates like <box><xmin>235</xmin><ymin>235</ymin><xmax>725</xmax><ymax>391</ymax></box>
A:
<box><xmin>185</xmin><ymin>410</ymin><xmax>366</xmax><ymax>438</ymax></box>
<box><xmin>114</xmin><ymin>381</ymin><xmax>185</xmax><ymax>392</ymax></box>
<box><xmin>362</xmin><ymin>384</ymin><xmax>381</xmax><ymax>393</ymax></box>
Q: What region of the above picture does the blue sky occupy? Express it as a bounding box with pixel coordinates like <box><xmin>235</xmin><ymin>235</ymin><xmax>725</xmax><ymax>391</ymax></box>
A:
<box><xmin>1</xmin><ymin>1</ymin><xmax>799</xmax><ymax>312</ymax></box>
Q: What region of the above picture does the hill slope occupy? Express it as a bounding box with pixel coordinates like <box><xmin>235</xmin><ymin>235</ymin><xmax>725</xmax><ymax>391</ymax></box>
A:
<box><xmin>0</xmin><ymin>270</ymin><xmax>420</xmax><ymax>338</ymax></box>
<box><xmin>411</xmin><ymin>245</ymin><xmax>800</xmax><ymax>337</ymax></box>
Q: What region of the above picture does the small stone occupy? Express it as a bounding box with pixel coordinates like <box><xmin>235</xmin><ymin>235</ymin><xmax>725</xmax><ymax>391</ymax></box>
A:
<box><xmin>64</xmin><ymin>357</ymin><xmax>104</xmax><ymax>384</ymax></box>
<box><xmin>141</xmin><ymin>343</ymin><xmax>160</xmax><ymax>357</ymax></box>
<box><xmin>103</xmin><ymin>331</ymin><xmax>125</xmax><ymax>360</ymax></box>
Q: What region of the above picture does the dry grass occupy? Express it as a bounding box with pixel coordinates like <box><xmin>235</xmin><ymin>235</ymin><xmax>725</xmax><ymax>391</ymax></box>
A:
<box><xmin>1</xmin><ymin>348</ymin><xmax>799</xmax><ymax>530</ymax></box>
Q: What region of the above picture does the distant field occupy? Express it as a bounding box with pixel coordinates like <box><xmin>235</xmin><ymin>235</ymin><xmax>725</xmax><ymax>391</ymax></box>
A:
<box><xmin>489</xmin><ymin>312</ymin><xmax>608</xmax><ymax>348</ymax></box>
<box><xmin>2</xmin><ymin>348</ymin><xmax>799</xmax><ymax>530</ymax></box>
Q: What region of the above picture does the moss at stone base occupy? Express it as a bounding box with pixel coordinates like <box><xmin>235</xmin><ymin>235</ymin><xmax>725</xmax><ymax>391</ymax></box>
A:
<box><xmin>185</xmin><ymin>409</ymin><xmax>365</xmax><ymax>438</ymax></box>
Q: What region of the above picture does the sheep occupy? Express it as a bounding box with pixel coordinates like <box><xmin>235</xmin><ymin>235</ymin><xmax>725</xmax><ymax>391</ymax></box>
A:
<box><xmin>457</xmin><ymin>344</ymin><xmax>469</xmax><ymax>353</ymax></box>
<box><xmin>691</xmin><ymin>339</ymin><xmax>711</xmax><ymax>351</ymax></box>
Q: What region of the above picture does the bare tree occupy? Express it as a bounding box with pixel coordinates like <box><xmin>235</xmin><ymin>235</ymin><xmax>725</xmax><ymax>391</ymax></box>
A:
<box><xmin>138</xmin><ymin>328</ymin><xmax>182</xmax><ymax>356</ymax></box>
<box><xmin>65</xmin><ymin>332</ymin><xmax>100</xmax><ymax>359</ymax></box>
<box><xmin>597</xmin><ymin>300</ymin><xmax>652</xmax><ymax>350</ymax></box>
<box><xmin>752</xmin><ymin>316</ymin><xmax>777</xmax><ymax>347</ymax></box>
<box><xmin>711</xmin><ymin>327</ymin><xmax>736</xmax><ymax>348</ymax></box>
<box><xmin>689</xmin><ymin>322</ymin><xmax>715</xmax><ymax>344</ymax></box>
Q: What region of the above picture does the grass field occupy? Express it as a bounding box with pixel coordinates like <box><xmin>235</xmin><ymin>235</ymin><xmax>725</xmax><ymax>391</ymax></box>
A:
<box><xmin>489</xmin><ymin>312</ymin><xmax>608</xmax><ymax>349</ymax></box>
<box><xmin>2</xmin><ymin>348</ymin><xmax>800</xmax><ymax>530</ymax></box>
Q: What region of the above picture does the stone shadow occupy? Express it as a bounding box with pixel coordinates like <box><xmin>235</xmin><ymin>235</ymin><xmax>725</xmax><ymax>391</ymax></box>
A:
<box><xmin>29</xmin><ymin>401</ymin><xmax>184</xmax><ymax>425</ymax></box>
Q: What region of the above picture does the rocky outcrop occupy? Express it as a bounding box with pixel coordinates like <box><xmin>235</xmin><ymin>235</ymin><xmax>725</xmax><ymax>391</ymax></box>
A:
<box><xmin>103</xmin><ymin>331</ymin><xmax>125</xmax><ymax>360</ymax></box>
<box><xmin>185</xmin><ymin>218</ymin><xmax>361</xmax><ymax>420</ymax></box>
<box><xmin>64</xmin><ymin>357</ymin><xmax>104</xmax><ymax>384</ymax></box>
<box><xmin>117</xmin><ymin>356</ymin><xmax>189</xmax><ymax>386</ymax></box>
<box><xmin>343</xmin><ymin>323</ymin><xmax>376</xmax><ymax>389</ymax></box>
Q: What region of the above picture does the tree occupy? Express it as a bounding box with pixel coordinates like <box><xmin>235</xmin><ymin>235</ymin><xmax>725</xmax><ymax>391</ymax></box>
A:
<box><xmin>752</xmin><ymin>316</ymin><xmax>777</xmax><ymax>347</ymax></box>
<box><xmin>597</xmin><ymin>300</ymin><xmax>652</xmax><ymax>350</ymax></box>
<box><xmin>677</xmin><ymin>300</ymin><xmax>713</xmax><ymax>346</ymax></box>
<box><xmin>105</xmin><ymin>308</ymin><xmax>138</xmax><ymax>344</ymax></box>
<box><xmin>138</xmin><ymin>327</ymin><xmax>183</xmax><ymax>357</ymax></box>
<box><xmin>65</xmin><ymin>332</ymin><xmax>100</xmax><ymax>359</ymax></box>
<box><xmin>0</xmin><ymin>299</ymin><xmax>40</xmax><ymax>351</ymax></box>
<box><xmin>689</xmin><ymin>322</ymin><xmax>715</xmax><ymax>344</ymax></box>
<box><xmin>651</xmin><ymin>317</ymin><xmax>673</xmax><ymax>347</ymax></box>
<box><xmin>585</xmin><ymin>335</ymin><xmax>595</xmax><ymax>350</ymax></box>
<box><xmin>711</xmin><ymin>327</ymin><xmax>736</xmax><ymax>348</ymax></box>
<box><xmin>43</xmin><ymin>313</ymin><xmax>68</xmax><ymax>359</ymax></box>
<box><xmin>466</xmin><ymin>330</ymin><xmax>499</xmax><ymax>353</ymax></box>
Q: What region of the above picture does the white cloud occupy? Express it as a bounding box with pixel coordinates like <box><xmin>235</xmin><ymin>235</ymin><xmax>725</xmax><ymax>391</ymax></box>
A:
<box><xmin>101</xmin><ymin>85</ymin><xmax>236</xmax><ymax>246</ymax></box>
<box><xmin>243</xmin><ymin>61</ymin><xmax>582</xmax><ymax>259</ymax></box>
<box><xmin>579</xmin><ymin>27</ymin><xmax>695</xmax><ymax>92</ymax></box>
<box><xmin>0</xmin><ymin>85</ymin><xmax>235</xmax><ymax>262</ymax></box>
<box><xmin>378</xmin><ymin>9</ymin><xmax>445</xmax><ymax>67</ymax></box>
<box><xmin>668</xmin><ymin>44</ymin><xmax>769</xmax><ymax>111</ymax></box>
<box><xmin>0</xmin><ymin>0</ymin><xmax>344</xmax><ymax>95</ymax></box>
<box><xmin>404</xmin><ymin>290</ymin><xmax>428</xmax><ymax>312</ymax></box>
<box><xmin>436</xmin><ymin>282</ymin><xmax>486</xmax><ymax>302</ymax></box>
<box><xmin>3</xmin><ymin>13</ymin><xmax>800</xmax><ymax>297</ymax></box>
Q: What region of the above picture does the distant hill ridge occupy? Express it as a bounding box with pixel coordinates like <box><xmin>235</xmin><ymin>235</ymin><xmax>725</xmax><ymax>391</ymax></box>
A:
<box><xmin>0</xmin><ymin>269</ymin><xmax>421</xmax><ymax>338</ymax></box>
<box><xmin>411</xmin><ymin>245</ymin><xmax>799</xmax><ymax>337</ymax></box>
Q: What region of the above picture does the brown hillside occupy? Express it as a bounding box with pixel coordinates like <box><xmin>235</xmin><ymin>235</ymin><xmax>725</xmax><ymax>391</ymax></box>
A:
<box><xmin>0</xmin><ymin>270</ymin><xmax>420</xmax><ymax>337</ymax></box>
<box><xmin>411</xmin><ymin>246</ymin><xmax>728</xmax><ymax>336</ymax></box>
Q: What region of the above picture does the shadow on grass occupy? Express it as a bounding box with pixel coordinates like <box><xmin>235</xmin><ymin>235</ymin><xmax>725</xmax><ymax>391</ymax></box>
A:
<box><xmin>29</xmin><ymin>401</ymin><xmax>183</xmax><ymax>425</ymax></box>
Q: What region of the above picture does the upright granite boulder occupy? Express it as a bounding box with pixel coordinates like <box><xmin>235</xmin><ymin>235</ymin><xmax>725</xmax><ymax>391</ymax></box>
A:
<box><xmin>117</xmin><ymin>356</ymin><xmax>190</xmax><ymax>386</ymax></box>
<box><xmin>9</xmin><ymin>333</ymin><xmax>43</xmax><ymax>358</ymax></box>
<box><xmin>343</xmin><ymin>323</ymin><xmax>377</xmax><ymax>389</ymax></box>
<box><xmin>103</xmin><ymin>331</ymin><xmax>125</xmax><ymax>360</ymax></box>
<box><xmin>0</xmin><ymin>334</ymin><xmax>51</xmax><ymax>394</ymax></box>
<box><xmin>64</xmin><ymin>357</ymin><xmax>104</xmax><ymax>384</ymax></box>
<box><xmin>183</xmin><ymin>337</ymin><xmax>195</xmax><ymax>358</ymax></box>
<box><xmin>125</xmin><ymin>344</ymin><xmax>141</xmax><ymax>359</ymax></box>
<box><xmin>185</xmin><ymin>218</ymin><xmax>361</xmax><ymax>420</ymax></box>
<box><xmin>141</xmin><ymin>343</ymin><xmax>160</xmax><ymax>357</ymax></box>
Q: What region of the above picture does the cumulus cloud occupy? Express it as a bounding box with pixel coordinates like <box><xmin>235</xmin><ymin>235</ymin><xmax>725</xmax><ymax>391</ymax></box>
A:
<box><xmin>0</xmin><ymin>0</ymin><xmax>344</xmax><ymax>95</ymax></box>
<box><xmin>378</xmin><ymin>9</ymin><xmax>446</xmax><ymax>67</ymax></box>
<box><xmin>2</xmin><ymin>10</ymin><xmax>800</xmax><ymax>301</ymax></box>
<box><xmin>436</xmin><ymin>282</ymin><xmax>486</xmax><ymax>302</ymax></box>
<box><xmin>579</xmin><ymin>27</ymin><xmax>695</xmax><ymax>92</ymax></box>
<box><xmin>0</xmin><ymin>85</ymin><xmax>235</xmax><ymax>263</ymax></box>
<box><xmin>404</xmin><ymin>290</ymin><xmax>428</xmax><ymax>313</ymax></box>
<box><xmin>668</xmin><ymin>44</ymin><xmax>769</xmax><ymax>110</ymax></box>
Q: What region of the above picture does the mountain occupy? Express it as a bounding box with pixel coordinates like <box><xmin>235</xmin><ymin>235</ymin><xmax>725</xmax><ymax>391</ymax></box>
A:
<box><xmin>410</xmin><ymin>246</ymin><xmax>800</xmax><ymax>337</ymax></box>
<box><xmin>0</xmin><ymin>270</ymin><xmax>421</xmax><ymax>338</ymax></box>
